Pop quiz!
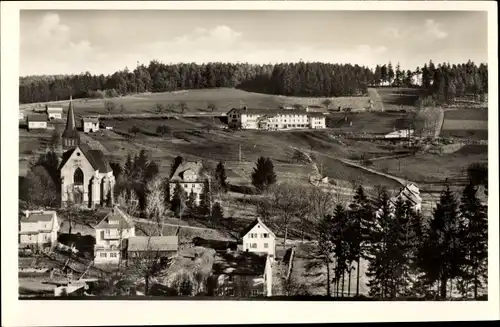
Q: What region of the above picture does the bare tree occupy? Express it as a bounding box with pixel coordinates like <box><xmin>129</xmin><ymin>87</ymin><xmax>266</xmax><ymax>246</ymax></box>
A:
<box><xmin>270</xmin><ymin>183</ymin><xmax>302</xmax><ymax>248</ymax></box>
<box><xmin>296</xmin><ymin>186</ymin><xmax>313</xmax><ymax>243</ymax></box>
<box><xmin>116</xmin><ymin>190</ymin><xmax>139</xmax><ymax>217</ymax></box>
<box><xmin>145</xmin><ymin>177</ymin><xmax>169</xmax><ymax>237</ymax></box>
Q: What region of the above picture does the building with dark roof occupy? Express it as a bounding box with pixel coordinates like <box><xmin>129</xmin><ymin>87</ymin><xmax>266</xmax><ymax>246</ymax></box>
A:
<box><xmin>226</xmin><ymin>107</ymin><xmax>326</xmax><ymax>130</ymax></box>
<box><xmin>240</xmin><ymin>218</ymin><xmax>276</xmax><ymax>259</ymax></box>
<box><xmin>59</xmin><ymin>142</ymin><xmax>115</xmax><ymax>209</ymax></box>
<box><xmin>126</xmin><ymin>236</ymin><xmax>179</xmax><ymax>260</ymax></box>
<box><xmin>26</xmin><ymin>114</ymin><xmax>48</xmax><ymax>131</ymax></box>
<box><xmin>208</xmin><ymin>250</ymin><xmax>273</xmax><ymax>297</ymax></box>
<box><xmin>169</xmin><ymin>161</ymin><xmax>207</xmax><ymax>205</ymax></box>
<box><xmin>82</xmin><ymin>117</ymin><xmax>100</xmax><ymax>133</ymax></box>
<box><xmin>61</xmin><ymin>96</ymin><xmax>80</xmax><ymax>150</ymax></box>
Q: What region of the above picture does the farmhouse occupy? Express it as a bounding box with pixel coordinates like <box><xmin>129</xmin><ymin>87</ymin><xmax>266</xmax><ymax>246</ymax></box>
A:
<box><xmin>82</xmin><ymin>117</ymin><xmax>100</xmax><ymax>133</ymax></box>
<box><xmin>208</xmin><ymin>250</ymin><xmax>273</xmax><ymax>297</ymax></box>
<box><xmin>59</xmin><ymin>143</ymin><xmax>115</xmax><ymax>208</ymax></box>
<box><xmin>126</xmin><ymin>236</ymin><xmax>179</xmax><ymax>260</ymax></box>
<box><xmin>19</xmin><ymin>210</ymin><xmax>60</xmax><ymax>249</ymax></box>
<box><xmin>227</xmin><ymin>107</ymin><xmax>326</xmax><ymax>130</ymax></box>
<box><xmin>45</xmin><ymin>105</ymin><xmax>63</xmax><ymax>120</ymax></box>
<box><xmin>26</xmin><ymin>114</ymin><xmax>48</xmax><ymax>131</ymax></box>
<box><xmin>240</xmin><ymin>218</ymin><xmax>276</xmax><ymax>259</ymax></box>
<box><xmin>94</xmin><ymin>206</ymin><xmax>135</xmax><ymax>264</ymax></box>
<box><xmin>169</xmin><ymin>161</ymin><xmax>206</xmax><ymax>205</ymax></box>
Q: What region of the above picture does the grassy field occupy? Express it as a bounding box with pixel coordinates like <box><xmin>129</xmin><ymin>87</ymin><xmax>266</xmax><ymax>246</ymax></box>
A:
<box><xmin>374</xmin><ymin>87</ymin><xmax>423</xmax><ymax>111</ymax></box>
<box><xmin>370</xmin><ymin>144</ymin><xmax>488</xmax><ymax>183</ymax></box>
<box><xmin>440</xmin><ymin>108</ymin><xmax>488</xmax><ymax>140</ymax></box>
<box><xmin>19</xmin><ymin>87</ymin><xmax>377</xmax><ymax>116</ymax></box>
<box><xmin>327</xmin><ymin>111</ymin><xmax>415</xmax><ymax>135</ymax></box>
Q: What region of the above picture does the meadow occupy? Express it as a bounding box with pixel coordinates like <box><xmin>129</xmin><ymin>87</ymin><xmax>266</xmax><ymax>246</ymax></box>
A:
<box><xmin>440</xmin><ymin>108</ymin><xmax>488</xmax><ymax>140</ymax></box>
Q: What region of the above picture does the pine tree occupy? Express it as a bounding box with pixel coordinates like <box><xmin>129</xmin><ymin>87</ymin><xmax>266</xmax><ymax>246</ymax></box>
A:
<box><xmin>186</xmin><ymin>189</ymin><xmax>197</xmax><ymax>213</ymax></box>
<box><xmin>215</xmin><ymin>161</ymin><xmax>228</xmax><ymax>192</ymax></box>
<box><xmin>251</xmin><ymin>156</ymin><xmax>277</xmax><ymax>192</ymax></box>
<box><xmin>331</xmin><ymin>204</ymin><xmax>350</xmax><ymax>297</ymax></box>
<box><xmin>395</xmin><ymin>62</ymin><xmax>402</xmax><ymax>87</ymax></box>
<box><xmin>388</xmin><ymin>62</ymin><xmax>395</xmax><ymax>84</ymax></box>
<box><xmin>211</xmin><ymin>202</ymin><xmax>224</xmax><ymax>222</ymax></box>
<box><xmin>315</xmin><ymin>213</ymin><xmax>335</xmax><ymax>297</ymax></box>
<box><xmin>198</xmin><ymin>179</ymin><xmax>211</xmax><ymax>217</ymax></box>
<box><xmin>170</xmin><ymin>156</ymin><xmax>184</xmax><ymax>179</ymax></box>
<box><xmin>347</xmin><ymin>185</ymin><xmax>374</xmax><ymax>296</ymax></box>
<box><xmin>170</xmin><ymin>182</ymin><xmax>186</xmax><ymax>216</ymax></box>
<box><xmin>460</xmin><ymin>182</ymin><xmax>488</xmax><ymax>299</ymax></box>
<box><xmin>421</xmin><ymin>184</ymin><xmax>463</xmax><ymax>299</ymax></box>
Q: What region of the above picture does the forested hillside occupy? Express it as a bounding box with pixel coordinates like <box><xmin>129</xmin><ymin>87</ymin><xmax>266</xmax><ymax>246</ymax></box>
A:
<box><xmin>19</xmin><ymin>60</ymin><xmax>488</xmax><ymax>104</ymax></box>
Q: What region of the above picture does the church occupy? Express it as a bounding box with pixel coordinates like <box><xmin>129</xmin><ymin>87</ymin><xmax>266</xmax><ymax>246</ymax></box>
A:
<box><xmin>58</xmin><ymin>97</ymin><xmax>115</xmax><ymax>208</ymax></box>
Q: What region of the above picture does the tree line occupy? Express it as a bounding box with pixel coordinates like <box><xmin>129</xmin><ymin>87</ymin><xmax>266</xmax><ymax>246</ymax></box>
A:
<box><xmin>19</xmin><ymin>60</ymin><xmax>487</xmax><ymax>104</ymax></box>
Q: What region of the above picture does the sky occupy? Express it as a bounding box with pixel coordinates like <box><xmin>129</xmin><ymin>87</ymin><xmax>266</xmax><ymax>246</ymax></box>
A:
<box><xmin>20</xmin><ymin>10</ymin><xmax>488</xmax><ymax>76</ymax></box>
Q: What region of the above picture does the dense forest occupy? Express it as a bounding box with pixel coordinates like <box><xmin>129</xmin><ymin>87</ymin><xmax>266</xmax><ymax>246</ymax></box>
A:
<box><xmin>19</xmin><ymin>60</ymin><xmax>488</xmax><ymax>104</ymax></box>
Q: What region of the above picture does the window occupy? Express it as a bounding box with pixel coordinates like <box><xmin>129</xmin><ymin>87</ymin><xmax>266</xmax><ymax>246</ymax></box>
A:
<box><xmin>73</xmin><ymin>168</ymin><xmax>84</xmax><ymax>185</ymax></box>
<box><xmin>264</xmin><ymin>243</ymin><xmax>269</xmax><ymax>248</ymax></box>
<box><xmin>100</xmin><ymin>252</ymin><xmax>107</xmax><ymax>258</ymax></box>
<box><xmin>252</xmin><ymin>289</ymin><xmax>260</xmax><ymax>296</ymax></box>
<box><xmin>184</xmin><ymin>184</ymin><xmax>188</xmax><ymax>188</ymax></box>
<box><xmin>252</xmin><ymin>243</ymin><xmax>257</xmax><ymax>249</ymax></box>
<box><xmin>262</xmin><ymin>233</ymin><xmax>269</xmax><ymax>238</ymax></box>
<box><xmin>110</xmin><ymin>252</ymin><xmax>117</xmax><ymax>258</ymax></box>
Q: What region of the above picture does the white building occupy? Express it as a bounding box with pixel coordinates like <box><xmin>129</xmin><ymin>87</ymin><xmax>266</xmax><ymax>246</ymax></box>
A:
<box><xmin>19</xmin><ymin>210</ymin><xmax>60</xmax><ymax>248</ymax></box>
<box><xmin>94</xmin><ymin>206</ymin><xmax>135</xmax><ymax>264</ymax></box>
<box><xmin>26</xmin><ymin>114</ymin><xmax>48</xmax><ymax>131</ymax></box>
<box><xmin>169</xmin><ymin>161</ymin><xmax>206</xmax><ymax>205</ymax></box>
<box><xmin>45</xmin><ymin>106</ymin><xmax>63</xmax><ymax>120</ymax></box>
<box><xmin>240</xmin><ymin>218</ymin><xmax>276</xmax><ymax>259</ymax></box>
<box><xmin>82</xmin><ymin>117</ymin><xmax>100</xmax><ymax>133</ymax></box>
<box><xmin>19</xmin><ymin>112</ymin><xmax>24</xmax><ymax>120</ymax></box>
<box><xmin>385</xmin><ymin>129</ymin><xmax>415</xmax><ymax>139</ymax></box>
<box><xmin>227</xmin><ymin>108</ymin><xmax>326</xmax><ymax>130</ymax></box>
<box><xmin>391</xmin><ymin>183</ymin><xmax>422</xmax><ymax>213</ymax></box>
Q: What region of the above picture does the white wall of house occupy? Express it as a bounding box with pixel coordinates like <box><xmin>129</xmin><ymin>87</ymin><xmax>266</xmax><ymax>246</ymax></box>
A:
<box><xmin>94</xmin><ymin>225</ymin><xmax>134</xmax><ymax>264</ymax></box>
<box><xmin>19</xmin><ymin>214</ymin><xmax>59</xmax><ymax>247</ymax></box>
<box><xmin>242</xmin><ymin>224</ymin><xmax>276</xmax><ymax>257</ymax></box>
<box><xmin>83</xmin><ymin>122</ymin><xmax>99</xmax><ymax>133</ymax></box>
<box><xmin>94</xmin><ymin>249</ymin><xmax>121</xmax><ymax>264</ymax></box>
<box><xmin>48</xmin><ymin>113</ymin><xmax>62</xmax><ymax>120</ymax></box>
<box><xmin>308</xmin><ymin>116</ymin><xmax>326</xmax><ymax>129</ymax></box>
<box><xmin>28</xmin><ymin>121</ymin><xmax>47</xmax><ymax>129</ymax></box>
<box><xmin>169</xmin><ymin>182</ymin><xmax>204</xmax><ymax>204</ymax></box>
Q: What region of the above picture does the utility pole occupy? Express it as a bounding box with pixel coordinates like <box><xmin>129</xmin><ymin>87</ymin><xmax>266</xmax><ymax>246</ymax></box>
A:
<box><xmin>239</xmin><ymin>144</ymin><xmax>242</xmax><ymax>162</ymax></box>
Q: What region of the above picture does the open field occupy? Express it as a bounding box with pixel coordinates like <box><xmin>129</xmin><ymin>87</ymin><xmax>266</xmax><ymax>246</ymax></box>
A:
<box><xmin>374</xmin><ymin>87</ymin><xmax>423</xmax><ymax>111</ymax></box>
<box><xmin>370</xmin><ymin>144</ymin><xmax>488</xmax><ymax>183</ymax></box>
<box><xmin>19</xmin><ymin>87</ymin><xmax>378</xmax><ymax>117</ymax></box>
<box><xmin>327</xmin><ymin>111</ymin><xmax>414</xmax><ymax>135</ymax></box>
<box><xmin>440</xmin><ymin>108</ymin><xmax>488</xmax><ymax>140</ymax></box>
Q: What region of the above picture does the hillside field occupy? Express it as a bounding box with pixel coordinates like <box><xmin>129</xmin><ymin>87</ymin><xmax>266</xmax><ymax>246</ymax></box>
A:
<box><xmin>440</xmin><ymin>108</ymin><xmax>488</xmax><ymax>140</ymax></box>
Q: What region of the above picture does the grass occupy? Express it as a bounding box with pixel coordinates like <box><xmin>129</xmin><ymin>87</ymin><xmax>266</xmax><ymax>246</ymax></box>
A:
<box><xmin>441</xmin><ymin>108</ymin><xmax>488</xmax><ymax>140</ymax></box>
<box><xmin>374</xmin><ymin>87</ymin><xmax>423</xmax><ymax>111</ymax></box>
<box><xmin>327</xmin><ymin>111</ymin><xmax>415</xmax><ymax>135</ymax></box>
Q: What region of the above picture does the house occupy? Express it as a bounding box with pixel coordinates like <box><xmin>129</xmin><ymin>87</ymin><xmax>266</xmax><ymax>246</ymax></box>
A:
<box><xmin>208</xmin><ymin>250</ymin><xmax>273</xmax><ymax>297</ymax></box>
<box><xmin>385</xmin><ymin>129</ymin><xmax>415</xmax><ymax>139</ymax></box>
<box><xmin>26</xmin><ymin>114</ymin><xmax>48</xmax><ymax>131</ymax></box>
<box><xmin>94</xmin><ymin>206</ymin><xmax>135</xmax><ymax>264</ymax></box>
<box><xmin>308</xmin><ymin>113</ymin><xmax>327</xmax><ymax>129</ymax></box>
<box><xmin>59</xmin><ymin>143</ymin><xmax>115</xmax><ymax>208</ymax></box>
<box><xmin>240</xmin><ymin>218</ymin><xmax>276</xmax><ymax>259</ymax></box>
<box><xmin>45</xmin><ymin>105</ymin><xmax>63</xmax><ymax>120</ymax></box>
<box><xmin>169</xmin><ymin>161</ymin><xmax>206</xmax><ymax>205</ymax></box>
<box><xmin>47</xmin><ymin>118</ymin><xmax>66</xmax><ymax>131</ymax></box>
<box><xmin>126</xmin><ymin>236</ymin><xmax>179</xmax><ymax>260</ymax></box>
<box><xmin>19</xmin><ymin>112</ymin><xmax>24</xmax><ymax>120</ymax></box>
<box><xmin>383</xmin><ymin>183</ymin><xmax>422</xmax><ymax>214</ymax></box>
<box><xmin>19</xmin><ymin>210</ymin><xmax>60</xmax><ymax>249</ymax></box>
<box><xmin>226</xmin><ymin>107</ymin><xmax>326</xmax><ymax>130</ymax></box>
<box><xmin>82</xmin><ymin>117</ymin><xmax>100</xmax><ymax>133</ymax></box>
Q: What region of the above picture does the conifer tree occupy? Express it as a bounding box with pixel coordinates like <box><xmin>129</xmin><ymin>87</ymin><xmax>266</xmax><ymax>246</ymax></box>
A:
<box><xmin>331</xmin><ymin>204</ymin><xmax>350</xmax><ymax>297</ymax></box>
<box><xmin>251</xmin><ymin>156</ymin><xmax>277</xmax><ymax>192</ymax></box>
<box><xmin>460</xmin><ymin>182</ymin><xmax>488</xmax><ymax>299</ymax></box>
<box><xmin>315</xmin><ymin>213</ymin><xmax>335</xmax><ymax>297</ymax></box>
<box><xmin>211</xmin><ymin>202</ymin><xmax>224</xmax><ymax>222</ymax></box>
<box><xmin>186</xmin><ymin>189</ymin><xmax>197</xmax><ymax>213</ymax></box>
<box><xmin>198</xmin><ymin>179</ymin><xmax>211</xmax><ymax>217</ymax></box>
<box><xmin>215</xmin><ymin>161</ymin><xmax>228</xmax><ymax>193</ymax></box>
<box><xmin>170</xmin><ymin>182</ymin><xmax>186</xmax><ymax>216</ymax></box>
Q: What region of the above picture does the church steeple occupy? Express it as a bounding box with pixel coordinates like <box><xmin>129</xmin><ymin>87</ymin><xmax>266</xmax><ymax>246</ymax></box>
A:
<box><xmin>61</xmin><ymin>95</ymin><xmax>80</xmax><ymax>150</ymax></box>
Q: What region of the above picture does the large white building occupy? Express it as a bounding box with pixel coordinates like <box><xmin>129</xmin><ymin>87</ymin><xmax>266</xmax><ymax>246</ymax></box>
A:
<box><xmin>169</xmin><ymin>161</ymin><xmax>206</xmax><ymax>205</ymax></box>
<box><xmin>227</xmin><ymin>108</ymin><xmax>326</xmax><ymax>130</ymax></box>
<box><xmin>94</xmin><ymin>206</ymin><xmax>135</xmax><ymax>264</ymax></box>
<box><xmin>45</xmin><ymin>106</ymin><xmax>63</xmax><ymax>120</ymax></box>
<box><xmin>19</xmin><ymin>210</ymin><xmax>60</xmax><ymax>249</ymax></box>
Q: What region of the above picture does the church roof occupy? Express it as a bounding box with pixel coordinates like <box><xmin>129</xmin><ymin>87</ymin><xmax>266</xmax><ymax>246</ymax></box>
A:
<box><xmin>62</xmin><ymin>97</ymin><xmax>80</xmax><ymax>139</ymax></box>
<box><xmin>59</xmin><ymin>144</ymin><xmax>112</xmax><ymax>173</ymax></box>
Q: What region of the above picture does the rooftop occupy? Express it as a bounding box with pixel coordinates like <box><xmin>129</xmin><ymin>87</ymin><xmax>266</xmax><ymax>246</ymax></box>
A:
<box><xmin>170</xmin><ymin>161</ymin><xmax>204</xmax><ymax>183</ymax></box>
<box><xmin>27</xmin><ymin>114</ymin><xmax>48</xmax><ymax>122</ymax></box>
<box><xmin>212</xmin><ymin>251</ymin><xmax>268</xmax><ymax>276</ymax></box>
<box><xmin>127</xmin><ymin>236</ymin><xmax>179</xmax><ymax>252</ymax></box>
<box><xmin>94</xmin><ymin>206</ymin><xmax>134</xmax><ymax>229</ymax></box>
<box><xmin>239</xmin><ymin>218</ymin><xmax>276</xmax><ymax>239</ymax></box>
<box><xmin>20</xmin><ymin>211</ymin><xmax>56</xmax><ymax>223</ymax></box>
<box><xmin>82</xmin><ymin>117</ymin><xmax>99</xmax><ymax>123</ymax></box>
<box><xmin>59</xmin><ymin>144</ymin><xmax>112</xmax><ymax>173</ymax></box>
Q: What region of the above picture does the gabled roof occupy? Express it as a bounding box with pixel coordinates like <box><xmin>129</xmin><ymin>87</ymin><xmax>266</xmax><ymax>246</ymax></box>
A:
<box><xmin>59</xmin><ymin>144</ymin><xmax>112</xmax><ymax>173</ymax></box>
<box><xmin>95</xmin><ymin>206</ymin><xmax>134</xmax><ymax>229</ymax></box>
<box><xmin>127</xmin><ymin>236</ymin><xmax>179</xmax><ymax>252</ymax></box>
<box><xmin>170</xmin><ymin>161</ymin><xmax>204</xmax><ymax>182</ymax></box>
<box><xmin>212</xmin><ymin>251</ymin><xmax>268</xmax><ymax>276</ymax></box>
<box><xmin>239</xmin><ymin>218</ymin><xmax>276</xmax><ymax>238</ymax></box>
<box><xmin>62</xmin><ymin>97</ymin><xmax>79</xmax><ymax>139</ymax></box>
<box><xmin>82</xmin><ymin>117</ymin><xmax>99</xmax><ymax>123</ymax></box>
<box><xmin>20</xmin><ymin>211</ymin><xmax>56</xmax><ymax>223</ymax></box>
<box><xmin>27</xmin><ymin>114</ymin><xmax>48</xmax><ymax>122</ymax></box>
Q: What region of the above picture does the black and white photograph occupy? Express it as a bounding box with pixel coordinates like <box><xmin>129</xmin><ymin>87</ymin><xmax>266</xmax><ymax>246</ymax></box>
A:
<box><xmin>1</xmin><ymin>1</ymin><xmax>499</xmax><ymax>326</ymax></box>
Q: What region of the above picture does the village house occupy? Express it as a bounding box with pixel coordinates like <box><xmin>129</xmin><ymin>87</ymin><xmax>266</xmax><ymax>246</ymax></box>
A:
<box><xmin>227</xmin><ymin>107</ymin><xmax>326</xmax><ymax>130</ymax></box>
<box><xmin>169</xmin><ymin>161</ymin><xmax>206</xmax><ymax>205</ymax></box>
<box><xmin>82</xmin><ymin>117</ymin><xmax>100</xmax><ymax>133</ymax></box>
<box><xmin>26</xmin><ymin>114</ymin><xmax>48</xmax><ymax>131</ymax></box>
<box><xmin>240</xmin><ymin>218</ymin><xmax>276</xmax><ymax>259</ymax></box>
<box><xmin>391</xmin><ymin>183</ymin><xmax>422</xmax><ymax>212</ymax></box>
<box><xmin>126</xmin><ymin>236</ymin><xmax>179</xmax><ymax>260</ymax></box>
<box><xmin>45</xmin><ymin>105</ymin><xmax>63</xmax><ymax>120</ymax></box>
<box><xmin>94</xmin><ymin>206</ymin><xmax>135</xmax><ymax>264</ymax></box>
<box><xmin>208</xmin><ymin>250</ymin><xmax>273</xmax><ymax>297</ymax></box>
<box><xmin>19</xmin><ymin>210</ymin><xmax>60</xmax><ymax>249</ymax></box>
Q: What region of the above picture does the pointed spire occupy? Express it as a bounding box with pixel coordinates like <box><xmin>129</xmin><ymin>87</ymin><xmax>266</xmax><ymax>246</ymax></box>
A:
<box><xmin>64</xmin><ymin>95</ymin><xmax>76</xmax><ymax>133</ymax></box>
<box><xmin>61</xmin><ymin>95</ymin><xmax>80</xmax><ymax>149</ymax></box>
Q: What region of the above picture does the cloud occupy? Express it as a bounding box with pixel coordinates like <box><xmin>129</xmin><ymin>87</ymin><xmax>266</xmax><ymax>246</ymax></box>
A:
<box><xmin>424</xmin><ymin>19</ymin><xmax>448</xmax><ymax>39</ymax></box>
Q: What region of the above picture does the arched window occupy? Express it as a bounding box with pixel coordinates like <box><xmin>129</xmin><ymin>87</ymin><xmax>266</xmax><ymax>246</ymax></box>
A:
<box><xmin>73</xmin><ymin>168</ymin><xmax>84</xmax><ymax>185</ymax></box>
